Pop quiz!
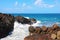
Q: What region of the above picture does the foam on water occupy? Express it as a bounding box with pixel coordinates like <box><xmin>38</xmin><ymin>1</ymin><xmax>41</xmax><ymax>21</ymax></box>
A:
<box><xmin>1</xmin><ymin>20</ymin><xmax>41</xmax><ymax>40</ymax></box>
<box><xmin>31</xmin><ymin>21</ymin><xmax>42</xmax><ymax>27</ymax></box>
<box><xmin>25</xmin><ymin>17</ymin><xmax>29</xmax><ymax>19</ymax></box>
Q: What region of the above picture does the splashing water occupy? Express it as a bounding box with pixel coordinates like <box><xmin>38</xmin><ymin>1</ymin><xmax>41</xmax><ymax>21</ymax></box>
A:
<box><xmin>1</xmin><ymin>20</ymin><xmax>41</xmax><ymax>40</ymax></box>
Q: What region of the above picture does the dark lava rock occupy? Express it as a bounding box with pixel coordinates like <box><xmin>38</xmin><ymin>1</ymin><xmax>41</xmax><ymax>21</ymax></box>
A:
<box><xmin>15</xmin><ymin>16</ymin><xmax>31</xmax><ymax>24</ymax></box>
<box><xmin>0</xmin><ymin>13</ymin><xmax>14</xmax><ymax>39</ymax></box>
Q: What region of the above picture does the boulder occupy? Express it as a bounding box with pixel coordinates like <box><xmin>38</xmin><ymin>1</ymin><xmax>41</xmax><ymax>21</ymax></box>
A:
<box><xmin>29</xmin><ymin>26</ymin><xmax>35</xmax><ymax>35</ymax></box>
<box><xmin>41</xmin><ymin>26</ymin><xmax>47</xmax><ymax>32</ymax></box>
<box><xmin>15</xmin><ymin>16</ymin><xmax>31</xmax><ymax>24</ymax></box>
<box><xmin>52</xmin><ymin>24</ymin><xmax>59</xmax><ymax>30</ymax></box>
<box><xmin>51</xmin><ymin>34</ymin><xmax>57</xmax><ymax>39</ymax></box>
<box><xmin>57</xmin><ymin>31</ymin><xmax>60</xmax><ymax>39</ymax></box>
<box><xmin>35</xmin><ymin>27</ymin><xmax>41</xmax><ymax>34</ymax></box>
<box><xmin>0</xmin><ymin>13</ymin><xmax>14</xmax><ymax>39</ymax></box>
<box><xmin>47</xmin><ymin>27</ymin><xmax>53</xmax><ymax>34</ymax></box>
<box><xmin>25</xmin><ymin>24</ymin><xmax>60</xmax><ymax>40</ymax></box>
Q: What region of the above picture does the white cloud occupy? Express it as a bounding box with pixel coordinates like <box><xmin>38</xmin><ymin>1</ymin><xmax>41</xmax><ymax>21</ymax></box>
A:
<box><xmin>21</xmin><ymin>3</ymin><xmax>32</xmax><ymax>10</ymax></box>
<box><xmin>22</xmin><ymin>3</ymin><xmax>26</xmax><ymax>7</ymax></box>
<box><xmin>3</xmin><ymin>3</ymin><xmax>32</xmax><ymax>13</ymax></box>
<box><xmin>47</xmin><ymin>5</ymin><xmax>54</xmax><ymax>8</ymax></box>
<box><xmin>22</xmin><ymin>3</ymin><xmax>32</xmax><ymax>9</ymax></box>
<box><xmin>34</xmin><ymin>0</ymin><xmax>55</xmax><ymax>8</ymax></box>
<box><xmin>34</xmin><ymin>0</ymin><xmax>43</xmax><ymax>5</ymax></box>
<box><xmin>15</xmin><ymin>1</ymin><xmax>18</xmax><ymax>6</ymax></box>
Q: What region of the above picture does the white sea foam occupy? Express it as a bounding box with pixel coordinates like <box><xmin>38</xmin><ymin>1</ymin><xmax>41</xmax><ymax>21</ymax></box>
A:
<box><xmin>25</xmin><ymin>17</ymin><xmax>29</xmax><ymax>19</ymax></box>
<box><xmin>1</xmin><ymin>20</ymin><xmax>41</xmax><ymax>40</ymax></box>
<box><xmin>56</xmin><ymin>22</ymin><xmax>60</xmax><ymax>24</ymax></box>
<box><xmin>31</xmin><ymin>20</ymin><xmax>42</xmax><ymax>27</ymax></box>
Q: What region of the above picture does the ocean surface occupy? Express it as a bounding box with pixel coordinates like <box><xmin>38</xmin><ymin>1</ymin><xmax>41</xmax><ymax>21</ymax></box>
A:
<box><xmin>13</xmin><ymin>14</ymin><xmax>60</xmax><ymax>26</ymax></box>
<box><xmin>1</xmin><ymin>14</ymin><xmax>60</xmax><ymax>40</ymax></box>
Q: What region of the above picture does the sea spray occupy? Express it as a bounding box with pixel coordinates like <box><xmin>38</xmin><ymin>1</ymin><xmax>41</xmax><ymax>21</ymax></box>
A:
<box><xmin>1</xmin><ymin>20</ymin><xmax>41</xmax><ymax>40</ymax></box>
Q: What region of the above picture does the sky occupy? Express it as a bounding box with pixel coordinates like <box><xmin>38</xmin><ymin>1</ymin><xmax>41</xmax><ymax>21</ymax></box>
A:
<box><xmin>0</xmin><ymin>0</ymin><xmax>60</xmax><ymax>13</ymax></box>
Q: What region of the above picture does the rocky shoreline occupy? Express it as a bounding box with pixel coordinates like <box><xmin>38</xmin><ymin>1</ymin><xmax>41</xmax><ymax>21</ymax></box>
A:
<box><xmin>0</xmin><ymin>13</ymin><xmax>60</xmax><ymax>40</ymax></box>
<box><xmin>0</xmin><ymin>13</ymin><xmax>36</xmax><ymax>39</ymax></box>
<box><xmin>24</xmin><ymin>24</ymin><xmax>60</xmax><ymax>40</ymax></box>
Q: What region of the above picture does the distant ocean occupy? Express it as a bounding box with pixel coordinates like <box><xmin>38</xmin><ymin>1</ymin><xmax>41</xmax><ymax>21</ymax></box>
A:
<box><xmin>12</xmin><ymin>14</ymin><xmax>60</xmax><ymax>27</ymax></box>
<box><xmin>1</xmin><ymin>14</ymin><xmax>60</xmax><ymax>40</ymax></box>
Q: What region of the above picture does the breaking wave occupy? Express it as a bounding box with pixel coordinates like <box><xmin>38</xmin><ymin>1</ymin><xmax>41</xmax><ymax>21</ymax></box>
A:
<box><xmin>1</xmin><ymin>20</ymin><xmax>41</xmax><ymax>40</ymax></box>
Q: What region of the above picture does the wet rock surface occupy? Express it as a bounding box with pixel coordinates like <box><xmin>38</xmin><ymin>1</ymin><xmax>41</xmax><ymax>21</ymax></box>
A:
<box><xmin>15</xmin><ymin>16</ymin><xmax>30</xmax><ymax>24</ymax></box>
<box><xmin>0</xmin><ymin>13</ymin><xmax>14</xmax><ymax>39</ymax></box>
<box><xmin>24</xmin><ymin>24</ymin><xmax>60</xmax><ymax>40</ymax></box>
<box><xmin>15</xmin><ymin>16</ymin><xmax>36</xmax><ymax>24</ymax></box>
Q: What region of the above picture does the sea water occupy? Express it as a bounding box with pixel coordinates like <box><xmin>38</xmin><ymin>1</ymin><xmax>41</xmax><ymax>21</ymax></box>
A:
<box><xmin>1</xmin><ymin>14</ymin><xmax>60</xmax><ymax>40</ymax></box>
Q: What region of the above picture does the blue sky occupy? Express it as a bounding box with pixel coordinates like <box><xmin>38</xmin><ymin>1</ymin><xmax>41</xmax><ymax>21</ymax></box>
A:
<box><xmin>0</xmin><ymin>0</ymin><xmax>60</xmax><ymax>13</ymax></box>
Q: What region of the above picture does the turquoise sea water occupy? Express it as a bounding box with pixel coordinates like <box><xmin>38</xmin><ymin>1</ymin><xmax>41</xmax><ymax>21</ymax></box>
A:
<box><xmin>12</xmin><ymin>14</ymin><xmax>60</xmax><ymax>27</ymax></box>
